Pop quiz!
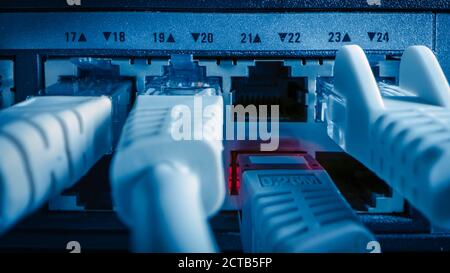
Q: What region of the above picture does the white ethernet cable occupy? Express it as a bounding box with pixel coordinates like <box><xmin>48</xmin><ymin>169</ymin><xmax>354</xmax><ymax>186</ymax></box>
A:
<box><xmin>110</xmin><ymin>95</ymin><xmax>225</xmax><ymax>253</ymax></box>
<box><xmin>0</xmin><ymin>96</ymin><xmax>112</xmax><ymax>233</ymax></box>
<box><xmin>239</xmin><ymin>154</ymin><xmax>375</xmax><ymax>253</ymax></box>
<box><xmin>323</xmin><ymin>45</ymin><xmax>450</xmax><ymax>228</ymax></box>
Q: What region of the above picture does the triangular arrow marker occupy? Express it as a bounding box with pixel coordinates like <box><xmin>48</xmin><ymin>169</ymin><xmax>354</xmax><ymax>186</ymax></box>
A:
<box><xmin>191</xmin><ymin>33</ymin><xmax>200</xmax><ymax>42</ymax></box>
<box><xmin>278</xmin><ymin>33</ymin><xmax>287</xmax><ymax>42</ymax></box>
<box><xmin>103</xmin><ymin>32</ymin><xmax>112</xmax><ymax>41</ymax></box>
<box><xmin>253</xmin><ymin>34</ymin><xmax>261</xmax><ymax>43</ymax></box>
<box><xmin>78</xmin><ymin>33</ymin><xmax>87</xmax><ymax>42</ymax></box>
<box><xmin>342</xmin><ymin>33</ymin><xmax>351</xmax><ymax>42</ymax></box>
<box><xmin>167</xmin><ymin>34</ymin><xmax>175</xmax><ymax>43</ymax></box>
<box><xmin>368</xmin><ymin>32</ymin><xmax>376</xmax><ymax>41</ymax></box>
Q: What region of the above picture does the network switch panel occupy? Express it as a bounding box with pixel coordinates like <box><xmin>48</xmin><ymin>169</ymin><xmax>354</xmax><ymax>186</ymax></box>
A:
<box><xmin>0</xmin><ymin>0</ymin><xmax>449</xmax><ymax>256</ymax></box>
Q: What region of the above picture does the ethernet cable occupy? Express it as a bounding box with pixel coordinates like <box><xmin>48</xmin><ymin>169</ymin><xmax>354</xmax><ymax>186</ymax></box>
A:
<box><xmin>321</xmin><ymin>45</ymin><xmax>450</xmax><ymax>228</ymax></box>
<box><xmin>111</xmin><ymin>55</ymin><xmax>225</xmax><ymax>252</ymax></box>
<box><xmin>110</xmin><ymin>94</ymin><xmax>225</xmax><ymax>252</ymax></box>
<box><xmin>0</xmin><ymin>74</ymin><xmax>131</xmax><ymax>232</ymax></box>
<box><xmin>0</xmin><ymin>96</ymin><xmax>112</xmax><ymax>233</ymax></box>
<box><xmin>238</xmin><ymin>153</ymin><xmax>375</xmax><ymax>253</ymax></box>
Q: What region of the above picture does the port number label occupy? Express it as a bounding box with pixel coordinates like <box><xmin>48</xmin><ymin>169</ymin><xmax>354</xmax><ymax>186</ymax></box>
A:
<box><xmin>278</xmin><ymin>32</ymin><xmax>300</xmax><ymax>43</ymax></box>
<box><xmin>366</xmin><ymin>241</ymin><xmax>381</xmax><ymax>253</ymax></box>
<box><xmin>103</xmin><ymin>32</ymin><xmax>125</xmax><ymax>42</ymax></box>
<box><xmin>368</xmin><ymin>32</ymin><xmax>389</xmax><ymax>42</ymax></box>
<box><xmin>65</xmin><ymin>32</ymin><xmax>87</xmax><ymax>43</ymax></box>
<box><xmin>66</xmin><ymin>0</ymin><xmax>81</xmax><ymax>6</ymax></box>
<box><xmin>66</xmin><ymin>241</ymin><xmax>81</xmax><ymax>253</ymax></box>
<box><xmin>240</xmin><ymin>33</ymin><xmax>261</xmax><ymax>44</ymax></box>
<box><xmin>152</xmin><ymin>32</ymin><xmax>176</xmax><ymax>43</ymax></box>
<box><xmin>191</xmin><ymin>33</ymin><xmax>214</xmax><ymax>43</ymax></box>
<box><xmin>328</xmin><ymin>32</ymin><xmax>351</xmax><ymax>42</ymax></box>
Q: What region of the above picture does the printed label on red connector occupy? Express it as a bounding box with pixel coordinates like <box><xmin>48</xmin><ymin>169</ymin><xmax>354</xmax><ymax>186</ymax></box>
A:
<box><xmin>230</xmin><ymin>152</ymin><xmax>324</xmax><ymax>194</ymax></box>
<box><xmin>258</xmin><ymin>173</ymin><xmax>322</xmax><ymax>187</ymax></box>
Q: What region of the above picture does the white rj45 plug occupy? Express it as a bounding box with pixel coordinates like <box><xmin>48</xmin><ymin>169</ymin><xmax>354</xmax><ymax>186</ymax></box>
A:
<box><xmin>325</xmin><ymin>45</ymin><xmax>450</xmax><ymax>228</ymax></box>
<box><xmin>0</xmin><ymin>96</ymin><xmax>112</xmax><ymax>233</ymax></box>
<box><xmin>110</xmin><ymin>95</ymin><xmax>225</xmax><ymax>252</ymax></box>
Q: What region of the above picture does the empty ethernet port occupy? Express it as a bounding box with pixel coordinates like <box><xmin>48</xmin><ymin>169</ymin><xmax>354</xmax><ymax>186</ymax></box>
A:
<box><xmin>49</xmin><ymin>156</ymin><xmax>114</xmax><ymax>211</ymax></box>
<box><xmin>231</xmin><ymin>61</ymin><xmax>308</xmax><ymax>122</ymax></box>
<box><xmin>316</xmin><ymin>152</ymin><xmax>404</xmax><ymax>214</ymax></box>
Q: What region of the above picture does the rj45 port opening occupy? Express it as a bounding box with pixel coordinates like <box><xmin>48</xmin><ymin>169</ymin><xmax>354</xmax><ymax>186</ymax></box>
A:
<box><xmin>231</xmin><ymin>61</ymin><xmax>308</xmax><ymax>122</ymax></box>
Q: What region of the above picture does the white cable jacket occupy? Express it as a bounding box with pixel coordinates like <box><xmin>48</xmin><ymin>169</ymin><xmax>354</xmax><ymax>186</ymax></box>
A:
<box><xmin>241</xmin><ymin>169</ymin><xmax>375</xmax><ymax>253</ymax></box>
<box><xmin>131</xmin><ymin>162</ymin><xmax>217</xmax><ymax>252</ymax></box>
<box><xmin>0</xmin><ymin>96</ymin><xmax>112</xmax><ymax>232</ymax></box>
<box><xmin>326</xmin><ymin>45</ymin><xmax>450</xmax><ymax>228</ymax></box>
<box><xmin>111</xmin><ymin>95</ymin><xmax>225</xmax><ymax>253</ymax></box>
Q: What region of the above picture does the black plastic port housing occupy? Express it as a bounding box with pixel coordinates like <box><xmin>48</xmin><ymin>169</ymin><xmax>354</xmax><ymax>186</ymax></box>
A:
<box><xmin>231</xmin><ymin>61</ymin><xmax>308</xmax><ymax>122</ymax></box>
